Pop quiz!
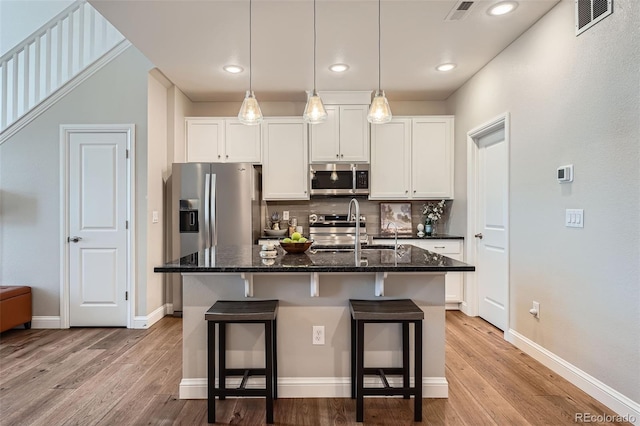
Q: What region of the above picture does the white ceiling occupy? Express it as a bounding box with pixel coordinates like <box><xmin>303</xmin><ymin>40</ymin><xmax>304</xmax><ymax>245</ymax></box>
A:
<box><xmin>89</xmin><ymin>0</ymin><xmax>560</xmax><ymax>102</ymax></box>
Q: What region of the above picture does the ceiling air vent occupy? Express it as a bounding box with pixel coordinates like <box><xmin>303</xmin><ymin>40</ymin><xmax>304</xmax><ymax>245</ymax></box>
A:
<box><xmin>445</xmin><ymin>1</ymin><xmax>475</xmax><ymax>21</ymax></box>
<box><xmin>576</xmin><ymin>0</ymin><xmax>613</xmax><ymax>35</ymax></box>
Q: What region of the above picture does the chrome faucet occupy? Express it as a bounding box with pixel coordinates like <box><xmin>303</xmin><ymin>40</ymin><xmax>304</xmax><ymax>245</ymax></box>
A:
<box><xmin>347</xmin><ymin>198</ymin><xmax>361</xmax><ymax>264</ymax></box>
<box><xmin>386</xmin><ymin>221</ymin><xmax>399</xmax><ymax>252</ymax></box>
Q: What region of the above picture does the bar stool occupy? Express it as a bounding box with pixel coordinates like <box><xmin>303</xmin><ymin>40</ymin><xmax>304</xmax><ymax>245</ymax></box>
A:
<box><xmin>205</xmin><ymin>300</ymin><xmax>278</xmax><ymax>424</ymax></box>
<box><xmin>349</xmin><ymin>299</ymin><xmax>424</xmax><ymax>422</ymax></box>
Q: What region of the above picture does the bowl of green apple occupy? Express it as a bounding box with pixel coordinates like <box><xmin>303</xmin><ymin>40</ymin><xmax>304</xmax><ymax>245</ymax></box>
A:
<box><xmin>279</xmin><ymin>232</ymin><xmax>313</xmax><ymax>254</ymax></box>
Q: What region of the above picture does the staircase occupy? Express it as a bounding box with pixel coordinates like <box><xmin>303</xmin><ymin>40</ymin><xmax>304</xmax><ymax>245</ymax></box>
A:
<box><xmin>0</xmin><ymin>0</ymin><xmax>128</xmax><ymax>140</ymax></box>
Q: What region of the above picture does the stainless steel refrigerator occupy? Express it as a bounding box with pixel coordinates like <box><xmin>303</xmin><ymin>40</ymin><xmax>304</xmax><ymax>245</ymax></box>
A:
<box><xmin>167</xmin><ymin>162</ymin><xmax>261</xmax><ymax>316</ymax></box>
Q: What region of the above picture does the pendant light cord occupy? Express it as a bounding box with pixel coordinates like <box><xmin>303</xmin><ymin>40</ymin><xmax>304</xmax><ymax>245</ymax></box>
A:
<box><xmin>313</xmin><ymin>0</ymin><xmax>317</xmax><ymax>92</ymax></box>
<box><xmin>249</xmin><ymin>0</ymin><xmax>253</xmax><ymax>93</ymax></box>
<box><xmin>377</xmin><ymin>0</ymin><xmax>381</xmax><ymax>93</ymax></box>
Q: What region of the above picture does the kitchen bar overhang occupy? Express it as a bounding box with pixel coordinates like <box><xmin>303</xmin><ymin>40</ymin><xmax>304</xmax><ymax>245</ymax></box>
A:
<box><xmin>155</xmin><ymin>243</ymin><xmax>474</xmax><ymax>297</ymax></box>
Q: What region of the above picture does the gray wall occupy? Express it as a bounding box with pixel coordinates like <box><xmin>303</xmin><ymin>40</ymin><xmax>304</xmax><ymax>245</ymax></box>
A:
<box><xmin>447</xmin><ymin>0</ymin><xmax>639</xmax><ymax>402</ymax></box>
<box><xmin>0</xmin><ymin>45</ymin><xmax>154</xmax><ymax>318</ymax></box>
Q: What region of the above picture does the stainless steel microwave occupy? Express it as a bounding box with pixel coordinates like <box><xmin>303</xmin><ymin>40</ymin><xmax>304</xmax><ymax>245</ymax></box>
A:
<box><xmin>309</xmin><ymin>164</ymin><xmax>369</xmax><ymax>196</ymax></box>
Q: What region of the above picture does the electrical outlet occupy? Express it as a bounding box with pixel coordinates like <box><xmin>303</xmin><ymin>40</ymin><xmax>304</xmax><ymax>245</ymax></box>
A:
<box><xmin>312</xmin><ymin>325</ymin><xmax>325</xmax><ymax>345</ymax></box>
<box><xmin>283</xmin><ymin>211</ymin><xmax>290</xmax><ymax>220</ymax></box>
<box><xmin>152</xmin><ymin>211</ymin><xmax>159</xmax><ymax>223</ymax></box>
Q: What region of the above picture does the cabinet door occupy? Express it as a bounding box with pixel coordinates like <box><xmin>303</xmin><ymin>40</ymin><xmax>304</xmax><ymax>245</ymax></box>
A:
<box><xmin>410</xmin><ymin>239</ymin><xmax>463</xmax><ymax>305</ymax></box>
<box><xmin>185</xmin><ymin>119</ymin><xmax>223</xmax><ymax>162</ymax></box>
<box><xmin>309</xmin><ymin>106</ymin><xmax>339</xmax><ymax>162</ymax></box>
<box><xmin>339</xmin><ymin>105</ymin><xmax>369</xmax><ymax>162</ymax></box>
<box><xmin>411</xmin><ymin>117</ymin><xmax>454</xmax><ymax>199</ymax></box>
<box><xmin>262</xmin><ymin>118</ymin><xmax>309</xmax><ymax>200</ymax></box>
<box><xmin>369</xmin><ymin>118</ymin><xmax>411</xmax><ymax>199</ymax></box>
<box><xmin>225</xmin><ymin>120</ymin><xmax>261</xmax><ymax>163</ymax></box>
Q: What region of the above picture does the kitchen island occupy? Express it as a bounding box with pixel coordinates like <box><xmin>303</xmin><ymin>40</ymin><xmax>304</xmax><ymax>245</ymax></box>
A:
<box><xmin>155</xmin><ymin>244</ymin><xmax>474</xmax><ymax>400</ymax></box>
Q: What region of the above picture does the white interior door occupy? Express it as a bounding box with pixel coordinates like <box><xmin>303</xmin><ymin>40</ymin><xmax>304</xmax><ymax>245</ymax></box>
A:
<box><xmin>474</xmin><ymin>126</ymin><xmax>508</xmax><ymax>330</ymax></box>
<box><xmin>68</xmin><ymin>130</ymin><xmax>128</xmax><ymax>326</ymax></box>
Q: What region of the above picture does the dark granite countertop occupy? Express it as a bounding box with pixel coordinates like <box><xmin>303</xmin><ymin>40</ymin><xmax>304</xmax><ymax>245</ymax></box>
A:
<box><xmin>154</xmin><ymin>244</ymin><xmax>475</xmax><ymax>274</ymax></box>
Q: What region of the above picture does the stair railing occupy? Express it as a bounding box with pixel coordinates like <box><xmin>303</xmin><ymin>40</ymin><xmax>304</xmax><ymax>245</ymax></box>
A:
<box><xmin>0</xmin><ymin>0</ymin><xmax>125</xmax><ymax>132</ymax></box>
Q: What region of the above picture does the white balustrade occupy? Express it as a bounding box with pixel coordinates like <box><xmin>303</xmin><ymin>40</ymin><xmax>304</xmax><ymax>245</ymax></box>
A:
<box><xmin>0</xmin><ymin>0</ymin><xmax>125</xmax><ymax>132</ymax></box>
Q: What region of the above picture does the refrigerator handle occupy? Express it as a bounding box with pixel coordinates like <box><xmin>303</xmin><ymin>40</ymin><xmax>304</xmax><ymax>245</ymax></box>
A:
<box><xmin>210</xmin><ymin>173</ymin><xmax>217</xmax><ymax>246</ymax></box>
<box><xmin>204</xmin><ymin>173</ymin><xmax>211</xmax><ymax>248</ymax></box>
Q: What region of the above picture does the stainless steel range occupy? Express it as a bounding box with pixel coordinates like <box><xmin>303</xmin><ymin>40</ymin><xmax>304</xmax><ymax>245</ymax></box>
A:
<box><xmin>308</xmin><ymin>213</ymin><xmax>368</xmax><ymax>246</ymax></box>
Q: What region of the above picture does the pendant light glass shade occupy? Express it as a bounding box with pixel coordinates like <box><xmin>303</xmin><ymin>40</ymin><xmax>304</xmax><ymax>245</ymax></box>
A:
<box><xmin>303</xmin><ymin>90</ymin><xmax>327</xmax><ymax>124</ymax></box>
<box><xmin>368</xmin><ymin>0</ymin><xmax>392</xmax><ymax>124</ymax></box>
<box><xmin>238</xmin><ymin>90</ymin><xmax>263</xmax><ymax>125</ymax></box>
<box><xmin>238</xmin><ymin>0</ymin><xmax>262</xmax><ymax>126</ymax></box>
<box><xmin>303</xmin><ymin>0</ymin><xmax>327</xmax><ymax>124</ymax></box>
<box><xmin>367</xmin><ymin>90</ymin><xmax>392</xmax><ymax>124</ymax></box>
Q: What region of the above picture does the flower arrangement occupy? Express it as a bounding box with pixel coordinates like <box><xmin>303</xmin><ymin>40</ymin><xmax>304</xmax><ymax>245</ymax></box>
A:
<box><xmin>422</xmin><ymin>200</ymin><xmax>446</xmax><ymax>224</ymax></box>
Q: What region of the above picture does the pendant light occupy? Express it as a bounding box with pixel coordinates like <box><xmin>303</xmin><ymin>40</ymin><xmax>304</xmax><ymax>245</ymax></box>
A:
<box><xmin>303</xmin><ymin>0</ymin><xmax>328</xmax><ymax>124</ymax></box>
<box><xmin>367</xmin><ymin>0</ymin><xmax>392</xmax><ymax>124</ymax></box>
<box><xmin>238</xmin><ymin>0</ymin><xmax>263</xmax><ymax>125</ymax></box>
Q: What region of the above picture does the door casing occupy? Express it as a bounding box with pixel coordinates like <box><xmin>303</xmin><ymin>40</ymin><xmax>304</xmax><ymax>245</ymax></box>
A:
<box><xmin>464</xmin><ymin>113</ymin><xmax>510</xmax><ymax>335</ymax></box>
<box><xmin>59</xmin><ymin>124</ymin><xmax>135</xmax><ymax>328</ymax></box>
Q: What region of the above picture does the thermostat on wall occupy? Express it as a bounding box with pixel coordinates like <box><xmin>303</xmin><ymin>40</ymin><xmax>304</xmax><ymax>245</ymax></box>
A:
<box><xmin>557</xmin><ymin>164</ymin><xmax>573</xmax><ymax>183</ymax></box>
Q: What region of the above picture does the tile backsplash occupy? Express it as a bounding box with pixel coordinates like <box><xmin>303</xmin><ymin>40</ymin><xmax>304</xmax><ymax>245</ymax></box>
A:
<box><xmin>262</xmin><ymin>198</ymin><xmax>452</xmax><ymax>237</ymax></box>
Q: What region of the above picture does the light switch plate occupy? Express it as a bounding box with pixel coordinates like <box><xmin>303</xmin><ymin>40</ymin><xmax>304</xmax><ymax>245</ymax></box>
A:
<box><xmin>152</xmin><ymin>211</ymin><xmax>159</xmax><ymax>223</ymax></box>
<box><xmin>565</xmin><ymin>209</ymin><xmax>583</xmax><ymax>228</ymax></box>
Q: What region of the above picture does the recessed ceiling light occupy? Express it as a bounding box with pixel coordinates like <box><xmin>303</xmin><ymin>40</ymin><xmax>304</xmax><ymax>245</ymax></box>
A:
<box><xmin>223</xmin><ymin>65</ymin><xmax>244</xmax><ymax>74</ymax></box>
<box><xmin>436</xmin><ymin>63</ymin><xmax>457</xmax><ymax>72</ymax></box>
<box><xmin>329</xmin><ymin>63</ymin><xmax>349</xmax><ymax>73</ymax></box>
<box><xmin>488</xmin><ymin>1</ymin><xmax>518</xmax><ymax>16</ymax></box>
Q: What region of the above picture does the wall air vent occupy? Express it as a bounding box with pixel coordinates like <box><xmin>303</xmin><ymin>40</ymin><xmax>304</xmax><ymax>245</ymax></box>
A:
<box><xmin>576</xmin><ymin>0</ymin><xmax>613</xmax><ymax>35</ymax></box>
<box><xmin>445</xmin><ymin>1</ymin><xmax>475</xmax><ymax>21</ymax></box>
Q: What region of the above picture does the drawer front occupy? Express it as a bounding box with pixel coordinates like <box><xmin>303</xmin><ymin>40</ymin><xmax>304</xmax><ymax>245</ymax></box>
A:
<box><xmin>392</xmin><ymin>239</ymin><xmax>462</xmax><ymax>255</ymax></box>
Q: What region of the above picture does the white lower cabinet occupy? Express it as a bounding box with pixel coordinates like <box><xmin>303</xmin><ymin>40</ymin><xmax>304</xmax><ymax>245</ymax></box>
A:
<box><xmin>373</xmin><ymin>238</ymin><xmax>464</xmax><ymax>309</ymax></box>
<box><xmin>262</xmin><ymin>118</ymin><xmax>309</xmax><ymax>200</ymax></box>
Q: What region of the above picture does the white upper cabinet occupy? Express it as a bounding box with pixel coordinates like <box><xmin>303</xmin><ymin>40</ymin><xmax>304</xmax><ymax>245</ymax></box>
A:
<box><xmin>370</xmin><ymin>118</ymin><xmax>412</xmax><ymax>199</ymax></box>
<box><xmin>310</xmin><ymin>103</ymin><xmax>369</xmax><ymax>163</ymax></box>
<box><xmin>370</xmin><ymin>116</ymin><xmax>454</xmax><ymax>200</ymax></box>
<box><xmin>411</xmin><ymin>117</ymin><xmax>454</xmax><ymax>199</ymax></box>
<box><xmin>262</xmin><ymin>118</ymin><xmax>309</xmax><ymax>200</ymax></box>
<box><xmin>185</xmin><ymin>118</ymin><xmax>223</xmax><ymax>163</ymax></box>
<box><xmin>185</xmin><ymin>117</ymin><xmax>261</xmax><ymax>163</ymax></box>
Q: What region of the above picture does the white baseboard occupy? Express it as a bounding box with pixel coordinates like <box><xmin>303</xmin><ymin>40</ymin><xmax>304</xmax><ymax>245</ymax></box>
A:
<box><xmin>507</xmin><ymin>329</ymin><xmax>640</xmax><ymax>424</ymax></box>
<box><xmin>132</xmin><ymin>304</ymin><xmax>170</xmax><ymax>329</ymax></box>
<box><xmin>179</xmin><ymin>376</ymin><xmax>448</xmax><ymax>400</ymax></box>
<box><xmin>31</xmin><ymin>316</ymin><xmax>61</xmax><ymax>329</ymax></box>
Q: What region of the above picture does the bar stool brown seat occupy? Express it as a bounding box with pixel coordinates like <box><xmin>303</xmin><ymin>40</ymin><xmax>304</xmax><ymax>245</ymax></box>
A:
<box><xmin>205</xmin><ymin>300</ymin><xmax>278</xmax><ymax>424</ymax></box>
<box><xmin>349</xmin><ymin>299</ymin><xmax>424</xmax><ymax>422</ymax></box>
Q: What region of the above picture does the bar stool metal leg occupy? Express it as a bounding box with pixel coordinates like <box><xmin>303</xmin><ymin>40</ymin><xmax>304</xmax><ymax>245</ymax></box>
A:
<box><xmin>350</xmin><ymin>315</ymin><xmax>356</xmax><ymax>399</ymax></box>
<box><xmin>265</xmin><ymin>320</ymin><xmax>274</xmax><ymax>424</ymax></box>
<box><xmin>219</xmin><ymin>322</ymin><xmax>226</xmax><ymax>400</ymax></box>
<box><xmin>355</xmin><ymin>319</ymin><xmax>365</xmax><ymax>423</ymax></box>
<box><xmin>207</xmin><ymin>321</ymin><xmax>216</xmax><ymax>424</ymax></box>
<box><xmin>273</xmin><ymin>318</ymin><xmax>278</xmax><ymax>400</ymax></box>
<box><xmin>414</xmin><ymin>320</ymin><xmax>423</xmax><ymax>422</ymax></box>
<box><xmin>402</xmin><ymin>322</ymin><xmax>410</xmax><ymax>399</ymax></box>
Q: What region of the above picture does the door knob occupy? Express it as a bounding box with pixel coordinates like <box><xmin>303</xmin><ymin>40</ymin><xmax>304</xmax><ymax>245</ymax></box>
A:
<box><xmin>474</xmin><ymin>233</ymin><xmax>483</xmax><ymax>239</ymax></box>
<box><xmin>68</xmin><ymin>236</ymin><xmax>83</xmax><ymax>243</ymax></box>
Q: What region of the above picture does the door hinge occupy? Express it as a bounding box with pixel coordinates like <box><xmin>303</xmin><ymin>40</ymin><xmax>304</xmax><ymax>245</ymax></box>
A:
<box><xmin>125</xmin><ymin>291</ymin><xmax>129</xmax><ymax>301</ymax></box>
<box><xmin>126</xmin><ymin>149</ymin><xmax>129</xmax><ymax>159</ymax></box>
<box><xmin>126</xmin><ymin>220</ymin><xmax>129</xmax><ymax>229</ymax></box>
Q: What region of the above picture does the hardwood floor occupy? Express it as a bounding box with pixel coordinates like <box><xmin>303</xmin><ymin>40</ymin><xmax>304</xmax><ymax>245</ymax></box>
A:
<box><xmin>0</xmin><ymin>311</ymin><xmax>629</xmax><ymax>425</ymax></box>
